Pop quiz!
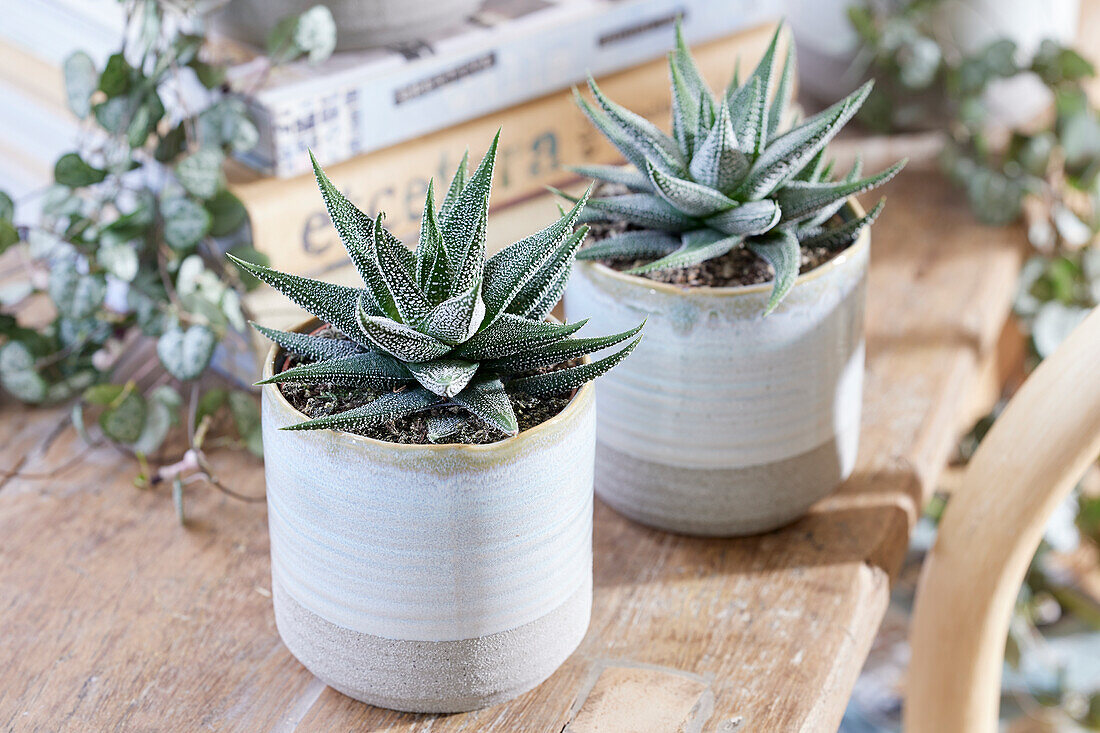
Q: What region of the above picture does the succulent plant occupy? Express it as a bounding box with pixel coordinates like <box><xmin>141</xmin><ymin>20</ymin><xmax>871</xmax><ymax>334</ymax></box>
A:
<box><xmin>565</xmin><ymin>21</ymin><xmax>906</xmax><ymax>312</ymax></box>
<box><xmin>229</xmin><ymin>132</ymin><xmax>641</xmax><ymax>439</ymax></box>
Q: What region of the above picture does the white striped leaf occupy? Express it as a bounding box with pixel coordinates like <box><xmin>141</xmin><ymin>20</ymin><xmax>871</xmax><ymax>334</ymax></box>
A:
<box><xmin>798</xmin><ymin>198</ymin><xmax>885</xmax><ymax>250</ymax></box>
<box><xmin>508</xmin><ymin>337</ymin><xmax>640</xmax><ymax>397</ymax></box>
<box><xmin>689</xmin><ymin>102</ymin><xmax>748</xmax><ymax>194</ymax></box>
<box><xmin>256</xmin><ymin>351</ymin><xmax>412</xmax><ymax>388</ymax></box>
<box><xmin>576</xmin><ymin>229</ymin><xmax>680</xmax><ymax>261</ymax></box>
<box><xmin>646</xmin><ymin>160</ymin><xmax>738</xmax><ymax>217</ymax></box>
<box><xmin>485</xmin><ymin>320</ymin><xmax>644</xmax><ymax>374</ymax></box>
<box><xmin>282</xmin><ymin>388</ymin><xmax>439</xmax><ymax>432</ymax></box>
<box><xmin>572</xmin><ymin>192</ymin><xmax>700</xmax><ymax>231</ymax></box>
<box><xmin>439</xmin><ymin>149</ymin><xmax>468</xmax><ymax>222</ymax></box>
<box><xmin>481</xmin><ymin>187</ymin><xmax>590</xmax><ymax>326</ymax></box>
<box><xmin>735</xmin><ymin>81</ymin><xmax>871</xmax><ymax>201</ymax></box>
<box><xmin>587</xmin><ymin>76</ymin><xmax>685</xmax><ymax>176</ymax></box>
<box><xmin>417</xmin><ymin>281</ymin><xmax>485</xmax><ymax>345</ymax></box>
<box><xmin>705</xmin><ymin>199</ymin><xmax>781</xmax><ymax>236</ymax></box>
<box><xmin>455</xmin><ymin>314</ymin><xmax>586</xmax><ymax>360</ymax></box>
<box><xmin>566</xmin><ymin>164</ymin><xmax>652</xmax><ymax>192</ymax></box>
<box><xmin>226</xmin><ymin>254</ymin><xmax>368</xmax><ymax>347</ymax></box>
<box><xmin>451</xmin><ymin>376</ymin><xmax>517</xmax><ymax>435</ymax></box>
<box><xmin>356</xmin><ymin>301</ymin><xmax>452</xmax><ymax>363</ymax></box>
<box><xmin>415</xmin><ymin>180</ymin><xmax>451</xmax><ymax>305</ymax></box>
<box><xmin>441</xmin><ymin>133</ymin><xmax>497</xmax><ymax>286</ymax></box>
<box><xmin>251</xmin><ymin>323</ymin><xmax>362</xmax><ymax>362</ymax></box>
<box><xmin>310</xmin><ymin>151</ymin><xmax>375</xmax><ymax>286</ymax></box>
<box><xmin>626</xmin><ymin>229</ymin><xmax>741</xmax><ymax>275</ymax></box>
<box><xmin>777</xmin><ymin>160</ymin><xmax>905</xmax><ymax>222</ymax></box>
<box><xmin>406</xmin><ymin>358</ymin><xmax>479</xmax><ymax>398</ymax></box>
<box><xmin>748</xmin><ymin>229</ymin><xmax>801</xmax><ymax>315</ymax></box>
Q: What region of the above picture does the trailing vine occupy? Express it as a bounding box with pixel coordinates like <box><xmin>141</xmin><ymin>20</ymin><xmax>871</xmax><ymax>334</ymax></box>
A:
<box><xmin>0</xmin><ymin>0</ymin><xmax>335</xmax><ymax>520</ymax></box>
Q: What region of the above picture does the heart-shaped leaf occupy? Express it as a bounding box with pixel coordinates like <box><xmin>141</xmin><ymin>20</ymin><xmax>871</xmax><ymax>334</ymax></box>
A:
<box><xmin>157</xmin><ymin>324</ymin><xmax>217</xmax><ymax>381</ymax></box>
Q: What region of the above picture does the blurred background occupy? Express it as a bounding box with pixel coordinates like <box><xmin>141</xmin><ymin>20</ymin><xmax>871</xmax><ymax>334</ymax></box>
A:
<box><xmin>1</xmin><ymin>1</ymin><xmax>1099</xmax><ymax>730</ymax></box>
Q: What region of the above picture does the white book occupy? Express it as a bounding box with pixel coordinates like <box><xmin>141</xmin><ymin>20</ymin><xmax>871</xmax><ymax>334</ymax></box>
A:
<box><xmin>224</xmin><ymin>0</ymin><xmax>773</xmax><ymax>177</ymax></box>
<box><xmin>0</xmin><ymin>0</ymin><xmax>124</xmax><ymax>67</ymax></box>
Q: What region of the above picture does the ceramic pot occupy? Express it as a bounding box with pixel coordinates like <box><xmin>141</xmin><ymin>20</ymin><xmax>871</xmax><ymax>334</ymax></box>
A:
<box><xmin>218</xmin><ymin>0</ymin><xmax>484</xmax><ymax>52</ymax></box>
<box><xmin>563</xmin><ymin>202</ymin><xmax>869</xmax><ymax>537</ymax></box>
<box><xmin>260</xmin><ymin>321</ymin><xmax>595</xmax><ymax>712</ymax></box>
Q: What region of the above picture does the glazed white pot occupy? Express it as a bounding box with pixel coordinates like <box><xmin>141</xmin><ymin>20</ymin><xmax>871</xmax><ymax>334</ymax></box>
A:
<box><xmin>260</xmin><ymin>323</ymin><xmax>595</xmax><ymax>712</ymax></box>
<box><xmin>217</xmin><ymin>0</ymin><xmax>484</xmax><ymax>52</ymax></box>
<box><xmin>563</xmin><ymin>204</ymin><xmax>869</xmax><ymax>537</ymax></box>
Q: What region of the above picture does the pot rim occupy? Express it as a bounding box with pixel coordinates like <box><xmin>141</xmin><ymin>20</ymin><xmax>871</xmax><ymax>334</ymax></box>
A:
<box><xmin>579</xmin><ymin>197</ymin><xmax>869</xmax><ymax>297</ymax></box>
<box><xmin>261</xmin><ymin>317</ymin><xmax>594</xmax><ymax>454</ymax></box>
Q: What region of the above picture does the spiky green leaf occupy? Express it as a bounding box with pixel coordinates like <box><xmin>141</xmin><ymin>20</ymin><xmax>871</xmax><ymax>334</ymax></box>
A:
<box><xmin>455</xmin><ymin>314</ymin><xmax>587</xmax><ymax>360</ymax></box>
<box><xmin>689</xmin><ymin>102</ymin><xmax>748</xmax><ymax>193</ymax></box>
<box><xmin>427</xmin><ymin>413</ymin><xmax>464</xmax><ymax>443</ymax></box>
<box><xmin>777</xmin><ymin>160</ymin><xmax>905</xmax><ymax>222</ymax></box>
<box><xmin>587</xmin><ymin>76</ymin><xmax>685</xmax><ymax>176</ymax></box>
<box><xmin>450</xmin><ymin>377</ymin><xmax>517</xmax><ymax>435</ymax></box>
<box><xmin>671</xmin><ymin>19</ymin><xmax>712</xmax><ymax>114</ymax></box>
<box><xmin>310</xmin><ymin>151</ymin><xmax>376</xmax><ymax>285</ymax></box>
<box><xmin>705</xmin><ymin>199</ymin><xmax>781</xmax><ymax>236</ymax></box>
<box><xmin>646</xmin><ymin>161</ymin><xmax>737</xmax><ymax>217</ymax></box>
<box><xmin>283</xmin><ymin>388</ymin><xmax>438</xmax><ymax>431</ymax></box>
<box><xmin>798</xmin><ymin>198</ymin><xmax>885</xmax><ymax>250</ymax></box>
<box><xmin>439</xmin><ymin>149</ymin><xmax>469</xmax><ymax>221</ymax></box>
<box><xmin>748</xmin><ymin>229</ymin><xmax>800</xmax><ymax>315</ymax></box>
<box><xmin>417</xmin><ymin>281</ymin><xmax>485</xmax><ymax>344</ymax></box>
<box><xmin>257</xmin><ymin>351</ymin><xmax>412</xmax><ymax>388</ymax></box>
<box><xmin>226</xmin><ymin>253</ymin><xmax>367</xmax><ymax>346</ymax></box>
<box><xmin>730</xmin><ymin>76</ymin><xmax>767</xmax><ymax>156</ymax></box>
<box><xmin>735</xmin><ymin>82</ymin><xmax>871</xmax><ymax>201</ymax></box>
<box><xmin>372</xmin><ymin>215</ymin><xmax>431</xmax><ymax>324</ymax></box>
<box><xmin>573</xmin><ymin>89</ymin><xmax>653</xmax><ymax>175</ymax></box>
<box><xmin>567</xmin><ymin>164</ymin><xmax>652</xmax><ymax>192</ymax></box>
<box><xmin>356</xmin><ymin>303</ymin><xmax>452</xmax><ymax>363</ymax></box>
<box><xmin>576</xmin><ymin>229</ymin><xmax>680</xmax><ymax>261</ymax></box>
<box><xmin>251</xmin><ymin>322</ymin><xmax>362</xmax><ymax>361</ymax></box>
<box><xmin>482</xmin><ymin>187</ymin><xmax>590</xmax><ymax>326</ymax></box>
<box><xmin>509</xmin><ymin>337</ymin><xmax>641</xmax><ymax>397</ymax></box>
<box><xmin>570</xmin><ymin>192</ymin><xmax>700</xmax><ymax>231</ymax></box>
<box><xmin>625</xmin><ymin>229</ymin><xmax>741</xmax><ymax>275</ymax></box>
<box><xmin>415</xmin><ymin>180</ymin><xmax>450</xmax><ymax>304</ymax></box>
<box><xmin>441</xmin><ymin>133</ymin><xmax>498</xmax><ymax>289</ymax></box>
<box><xmin>406</xmin><ymin>358</ymin><xmax>479</xmax><ymax>398</ymax></box>
<box><xmin>767</xmin><ymin>41</ymin><xmax>796</xmax><ymax>138</ymax></box>
<box><xmin>485</xmin><ymin>321</ymin><xmax>643</xmax><ymax>373</ymax></box>
<box><xmin>507</xmin><ymin>224</ymin><xmax>589</xmax><ymax>320</ymax></box>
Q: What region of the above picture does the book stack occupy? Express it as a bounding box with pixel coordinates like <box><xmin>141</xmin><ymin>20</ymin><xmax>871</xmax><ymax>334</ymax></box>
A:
<box><xmin>0</xmin><ymin>0</ymin><xmax>124</xmax><ymax>219</ymax></box>
<box><xmin>223</xmin><ymin>0</ymin><xmax>780</xmax><ymax>274</ymax></box>
<box><xmin>0</xmin><ymin>0</ymin><xmax>780</xmax><ymax>274</ymax></box>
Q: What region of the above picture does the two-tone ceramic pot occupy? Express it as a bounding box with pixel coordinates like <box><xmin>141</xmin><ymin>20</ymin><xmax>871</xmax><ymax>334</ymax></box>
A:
<box><xmin>260</xmin><ymin>321</ymin><xmax>595</xmax><ymax>712</ymax></box>
<box><xmin>564</xmin><ymin>202</ymin><xmax>869</xmax><ymax>537</ymax></box>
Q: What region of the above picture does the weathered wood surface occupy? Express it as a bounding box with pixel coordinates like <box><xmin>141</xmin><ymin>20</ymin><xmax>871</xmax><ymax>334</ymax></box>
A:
<box><xmin>0</xmin><ymin>167</ymin><xmax>1023</xmax><ymax>732</ymax></box>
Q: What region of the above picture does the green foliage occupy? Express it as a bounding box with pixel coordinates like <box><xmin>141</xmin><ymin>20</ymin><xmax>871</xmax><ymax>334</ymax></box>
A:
<box><xmin>239</xmin><ymin>134</ymin><xmax>642</xmax><ymax>438</ymax></box>
<box><xmin>851</xmin><ymin>1</ymin><xmax>1100</xmax><ymax>247</ymax></box>
<box><xmin>568</xmin><ymin>21</ymin><xmax>902</xmax><ymax>311</ymax></box>
<box><xmin>0</xmin><ymin>2</ymin><xmax>333</xmax><ymax>469</ymax></box>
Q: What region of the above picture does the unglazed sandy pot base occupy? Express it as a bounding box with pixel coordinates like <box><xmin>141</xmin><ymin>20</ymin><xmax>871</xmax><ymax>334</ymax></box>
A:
<box><xmin>594</xmin><ymin>439</ymin><xmax>851</xmax><ymax>536</ymax></box>
<box><xmin>272</xmin><ymin>572</ymin><xmax>591</xmax><ymax>713</ymax></box>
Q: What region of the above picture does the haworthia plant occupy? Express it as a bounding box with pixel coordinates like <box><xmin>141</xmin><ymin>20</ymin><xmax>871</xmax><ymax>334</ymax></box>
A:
<box><xmin>231</xmin><ymin>133</ymin><xmax>642</xmax><ymax>437</ymax></box>
<box><xmin>567</xmin><ymin>20</ymin><xmax>906</xmax><ymax>313</ymax></box>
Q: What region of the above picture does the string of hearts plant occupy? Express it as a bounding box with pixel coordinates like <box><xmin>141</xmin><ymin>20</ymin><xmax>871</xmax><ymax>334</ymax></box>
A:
<box><xmin>0</xmin><ymin>0</ymin><xmax>335</xmax><ymax>520</ymax></box>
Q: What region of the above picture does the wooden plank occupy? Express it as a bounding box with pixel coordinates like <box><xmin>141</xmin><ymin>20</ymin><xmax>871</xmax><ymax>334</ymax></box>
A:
<box><xmin>0</xmin><ymin>166</ymin><xmax>1023</xmax><ymax>732</ymax></box>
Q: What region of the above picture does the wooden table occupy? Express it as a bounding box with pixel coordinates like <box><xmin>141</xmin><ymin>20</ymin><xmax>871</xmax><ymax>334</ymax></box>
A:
<box><xmin>0</xmin><ymin>167</ymin><xmax>1024</xmax><ymax>731</ymax></box>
